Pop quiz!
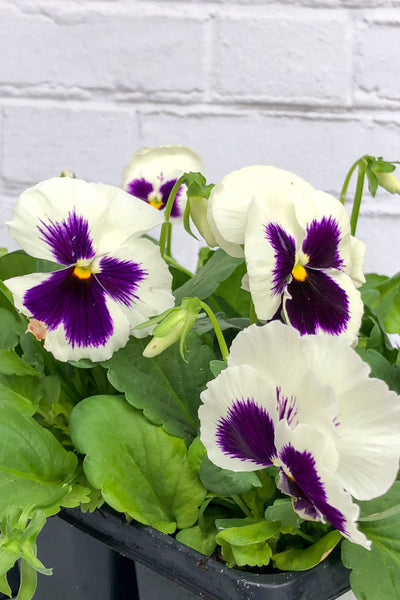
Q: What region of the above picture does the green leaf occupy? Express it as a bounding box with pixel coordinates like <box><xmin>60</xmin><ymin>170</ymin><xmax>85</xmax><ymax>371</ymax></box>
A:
<box><xmin>105</xmin><ymin>332</ymin><xmax>215</xmax><ymax>444</ymax></box>
<box><xmin>216</xmin><ymin>520</ymin><xmax>280</xmax><ymax>568</ymax></box>
<box><xmin>358</xmin><ymin>482</ymin><xmax>400</xmax><ymax>522</ymax></box>
<box><xmin>0</xmin><ymin>374</ymin><xmax>43</xmax><ymax>416</ymax></box>
<box><xmin>199</xmin><ymin>457</ymin><xmax>261</xmax><ymax>495</ymax></box>
<box><xmin>355</xmin><ymin>348</ymin><xmax>400</xmax><ymax>395</ymax></box>
<box><xmin>70</xmin><ymin>395</ymin><xmax>206</xmax><ymax>534</ymax></box>
<box><xmin>173</xmin><ymin>249</ymin><xmax>243</xmax><ymax>304</ymax></box>
<box><xmin>209</xmin><ymin>360</ymin><xmax>226</xmax><ymax>377</ymax></box>
<box><xmin>214</xmin><ymin>262</ymin><xmax>250</xmax><ymax>317</ymax></box>
<box><xmin>187</xmin><ymin>437</ymin><xmax>207</xmax><ymax>474</ymax></box>
<box><xmin>0</xmin><ymin>350</ymin><xmax>38</xmax><ymax>377</ymax></box>
<box><xmin>176</xmin><ymin>525</ymin><xmax>217</xmax><ymax>555</ymax></box>
<box><xmin>0</xmin><ymin>250</ymin><xmax>61</xmax><ymax>281</ymax></box>
<box><xmin>265</xmin><ymin>498</ymin><xmax>304</xmax><ymax>529</ymax></box>
<box><xmin>0</xmin><ymin>405</ymin><xmax>78</xmax><ymax>517</ymax></box>
<box><xmin>342</xmin><ymin>504</ymin><xmax>400</xmax><ymax>600</ymax></box>
<box><xmin>273</xmin><ymin>529</ymin><xmax>342</xmax><ymax>571</ymax></box>
<box><xmin>0</xmin><ymin>309</ymin><xmax>20</xmax><ymax>349</ymax></box>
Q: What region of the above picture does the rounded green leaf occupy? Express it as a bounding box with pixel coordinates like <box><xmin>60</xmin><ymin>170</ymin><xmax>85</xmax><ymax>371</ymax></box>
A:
<box><xmin>70</xmin><ymin>395</ymin><xmax>206</xmax><ymax>534</ymax></box>
<box><xmin>0</xmin><ymin>406</ymin><xmax>77</xmax><ymax>517</ymax></box>
<box><xmin>104</xmin><ymin>332</ymin><xmax>215</xmax><ymax>444</ymax></box>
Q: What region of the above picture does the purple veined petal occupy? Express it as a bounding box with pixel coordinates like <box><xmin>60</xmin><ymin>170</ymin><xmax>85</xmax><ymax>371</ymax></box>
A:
<box><xmin>199</xmin><ymin>364</ymin><xmax>280</xmax><ymax>472</ymax></box>
<box><xmin>278</xmin><ymin>444</ymin><xmax>347</xmax><ymax>531</ymax></box>
<box><xmin>277</xmin><ymin>387</ymin><xmax>299</xmax><ymax>427</ymax></box>
<box><xmin>23</xmin><ymin>268</ymin><xmax>113</xmax><ymax>349</ymax></box>
<box><xmin>264</xmin><ymin>222</ymin><xmax>296</xmax><ymax>295</ymax></box>
<box><xmin>159</xmin><ymin>179</ymin><xmax>183</xmax><ymax>217</ymax></box>
<box><xmin>302</xmin><ymin>216</ymin><xmax>344</xmax><ymax>270</ymax></box>
<box><xmin>126</xmin><ymin>178</ymin><xmax>154</xmax><ymax>202</ymax></box>
<box><xmin>216</xmin><ymin>397</ymin><xmax>277</xmax><ymax>467</ymax></box>
<box><xmin>284</xmin><ymin>269</ymin><xmax>350</xmax><ymax>335</ymax></box>
<box><xmin>38</xmin><ymin>210</ymin><xmax>96</xmax><ymax>265</ymax></box>
<box><xmin>96</xmin><ymin>256</ymin><xmax>147</xmax><ymax>307</ymax></box>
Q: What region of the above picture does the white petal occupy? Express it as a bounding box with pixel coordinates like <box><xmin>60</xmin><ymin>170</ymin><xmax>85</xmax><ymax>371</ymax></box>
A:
<box><xmin>199</xmin><ymin>364</ymin><xmax>279</xmax><ymax>472</ymax></box>
<box><xmin>303</xmin><ymin>334</ymin><xmax>400</xmax><ymax>500</ymax></box>
<box><xmin>208</xmin><ymin>165</ymin><xmax>314</xmax><ymax>257</ymax></box>
<box><xmin>121</xmin><ymin>145</ymin><xmax>204</xmax><ymax>190</ymax></box>
<box><xmin>227</xmin><ymin>322</ymin><xmax>339</xmax><ymax>443</ymax></box>
<box><xmin>106</xmin><ymin>237</ymin><xmax>174</xmax><ymax>337</ymax></box>
<box><xmin>92</xmin><ymin>183</ymin><xmax>164</xmax><ymax>256</ymax></box>
<box><xmin>4</xmin><ymin>272</ymin><xmax>54</xmax><ymax>316</ymax></box>
<box><xmin>349</xmin><ymin>236</ymin><xmax>366</xmax><ymax>288</ymax></box>
<box><xmin>7</xmin><ymin>178</ymin><xmax>110</xmax><ymax>263</ymax></box>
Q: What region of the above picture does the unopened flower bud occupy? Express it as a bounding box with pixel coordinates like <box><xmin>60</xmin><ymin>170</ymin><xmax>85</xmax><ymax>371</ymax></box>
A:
<box><xmin>189</xmin><ymin>196</ymin><xmax>218</xmax><ymax>247</ymax></box>
<box><xmin>376</xmin><ymin>171</ymin><xmax>400</xmax><ymax>195</ymax></box>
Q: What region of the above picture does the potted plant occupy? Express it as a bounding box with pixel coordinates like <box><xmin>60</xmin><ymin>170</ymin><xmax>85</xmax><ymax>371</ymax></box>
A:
<box><xmin>0</xmin><ymin>146</ymin><xmax>399</xmax><ymax>600</ymax></box>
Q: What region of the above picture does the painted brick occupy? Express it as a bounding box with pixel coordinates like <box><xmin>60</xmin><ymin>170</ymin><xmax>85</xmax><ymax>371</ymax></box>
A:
<box><xmin>0</xmin><ymin>9</ymin><xmax>206</xmax><ymax>95</ymax></box>
<box><xmin>211</xmin><ymin>14</ymin><xmax>351</xmax><ymax>103</ymax></box>
<box><xmin>355</xmin><ymin>17</ymin><xmax>400</xmax><ymax>101</ymax></box>
<box><xmin>3</xmin><ymin>104</ymin><xmax>137</xmax><ymax>186</ymax></box>
<box><xmin>139</xmin><ymin>110</ymin><xmax>400</xmax><ymax>193</ymax></box>
<box><xmin>357</xmin><ymin>212</ymin><xmax>400</xmax><ymax>275</ymax></box>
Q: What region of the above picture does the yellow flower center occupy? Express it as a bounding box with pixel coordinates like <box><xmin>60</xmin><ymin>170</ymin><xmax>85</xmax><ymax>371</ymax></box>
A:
<box><xmin>148</xmin><ymin>191</ymin><xmax>163</xmax><ymax>210</ymax></box>
<box><xmin>291</xmin><ymin>264</ymin><xmax>308</xmax><ymax>281</ymax></box>
<box><xmin>73</xmin><ymin>264</ymin><xmax>92</xmax><ymax>279</ymax></box>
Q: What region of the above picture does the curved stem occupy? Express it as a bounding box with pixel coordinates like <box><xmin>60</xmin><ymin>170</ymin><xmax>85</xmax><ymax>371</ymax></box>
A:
<box><xmin>350</xmin><ymin>159</ymin><xmax>367</xmax><ymax>236</ymax></box>
<box><xmin>339</xmin><ymin>158</ymin><xmax>362</xmax><ymax>206</ymax></box>
<box><xmin>199</xmin><ymin>300</ymin><xmax>229</xmax><ymax>362</ymax></box>
<box><xmin>231</xmin><ymin>494</ymin><xmax>252</xmax><ymax>519</ymax></box>
<box><xmin>163</xmin><ymin>254</ymin><xmax>194</xmax><ymax>278</ymax></box>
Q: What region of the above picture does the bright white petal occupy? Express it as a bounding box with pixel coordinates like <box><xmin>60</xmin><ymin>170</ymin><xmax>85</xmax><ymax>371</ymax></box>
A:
<box><xmin>227</xmin><ymin>322</ymin><xmax>338</xmax><ymax>443</ymax></box>
<box><xmin>303</xmin><ymin>334</ymin><xmax>400</xmax><ymax>500</ymax></box>
<box><xmin>121</xmin><ymin>145</ymin><xmax>204</xmax><ymax>189</ymax></box>
<box><xmin>104</xmin><ymin>237</ymin><xmax>174</xmax><ymax>337</ymax></box>
<box><xmin>208</xmin><ymin>166</ymin><xmax>314</xmax><ymax>257</ymax></box>
<box><xmin>92</xmin><ymin>183</ymin><xmax>164</xmax><ymax>256</ymax></box>
<box><xmin>7</xmin><ymin>178</ymin><xmax>109</xmax><ymax>263</ymax></box>
<box><xmin>199</xmin><ymin>364</ymin><xmax>279</xmax><ymax>472</ymax></box>
<box><xmin>349</xmin><ymin>236</ymin><xmax>366</xmax><ymax>288</ymax></box>
<box><xmin>4</xmin><ymin>272</ymin><xmax>56</xmax><ymax>316</ymax></box>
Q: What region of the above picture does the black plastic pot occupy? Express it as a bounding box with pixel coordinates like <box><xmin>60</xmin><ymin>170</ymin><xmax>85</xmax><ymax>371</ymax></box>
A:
<box><xmin>27</xmin><ymin>506</ymin><xmax>351</xmax><ymax>600</ymax></box>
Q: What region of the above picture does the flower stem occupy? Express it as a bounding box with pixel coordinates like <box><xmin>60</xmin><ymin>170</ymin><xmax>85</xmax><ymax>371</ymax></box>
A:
<box><xmin>159</xmin><ymin>176</ymin><xmax>186</xmax><ymax>258</ymax></box>
<box><xmin>231</xmin><ymin>494</ymin><xmax>253</xmax><ymax>519</ymax></box>
<box><xmin>339</xmin><ymin>158</ymin><xmax>362</xmax><ymax>206</ymax></box>
<box><xmin>163</xmin><ymin>254</ymin><xmax>194</xmax><ymax>278</ymax></box>
<box><xmin>350</xmin><ymin>158</ymin><xmax>367</xmax><ymax>236</ymax></box>
<box><xmin>199</xmin><ymin>300</ymin><xmax>229</xmax><ymax>362</ymax></box>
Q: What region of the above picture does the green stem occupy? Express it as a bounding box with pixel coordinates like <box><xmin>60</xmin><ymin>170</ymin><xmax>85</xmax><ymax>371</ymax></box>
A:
<box><xmin>350</xmin><ymin>159</ymin><xmax>367</xmax><ymax>236</ymax></box>
<box><xmin>339</xmin><ymin>158</ymin><xmax>362</xmax><ymax>206</ymax></box>
<box><xmin>231</xmin><ymin>494</ymin><xmax>252</xmax><ymax>519</ymax></box>
<box><xmin>163</xmin><ymin>254</ymin><xmax>194</xmax><ymax>278</ymax></box>
<box><xmin>159</xmin><ymin>176</ymin><xmax>185</xmax><ymax>258</ymax></box>
<box><xmin>199</xmin><ymin>301</ymin><xmax>229</xmax><ymax>362</ymax></box>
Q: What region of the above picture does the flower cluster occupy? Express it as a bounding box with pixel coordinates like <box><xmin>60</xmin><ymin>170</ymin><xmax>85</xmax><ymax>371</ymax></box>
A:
<box><xmin>1</xmin><ymin>145</ymin><xmax>400</xmax><ymax>600</ymax></box>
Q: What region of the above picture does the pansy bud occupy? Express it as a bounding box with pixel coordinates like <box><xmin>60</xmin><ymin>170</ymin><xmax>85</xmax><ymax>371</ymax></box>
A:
<box><xmin>189</xmin><ymin>196</ymin><xmax>218</xmax><ymax>247</ymax></box>
<box><xmin>375</xmin><ymin>171</ymin><xmax>400</xmax><ymax>195</ymax></box>
<box><xmin>143</xmin><ymin>298</ymin><xmax>201</xmax><ymax>359</ymax></box>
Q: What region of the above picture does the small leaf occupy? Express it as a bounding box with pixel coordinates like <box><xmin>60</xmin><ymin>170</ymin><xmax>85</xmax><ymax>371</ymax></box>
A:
<box><xmin>0</xmin><ymin>350</ymin><xmax>38</xmax><ymax>377</ymax></box>
<box><xmin>174</xmin><ymin>249</ymin><xmax>243</xmax><ymax>305</ymax></box>
<box><xmin>176</xmin><ymin>525</ymin><xmax>217</xmax><ymax>555</ymax></box>
<box><xmin>199</xmin><ymin>457</ymin><xmax>261</xmax><ymax>495</ymax></box>
<box><xmin>265</xmin><ymin>498</ymin><xmax>304</xmax><ymax>529</ymax></box>
<box><xmin>209</xmin><ymin>360</ymin><xmax>226</xmax><ymax>377</ymax></box>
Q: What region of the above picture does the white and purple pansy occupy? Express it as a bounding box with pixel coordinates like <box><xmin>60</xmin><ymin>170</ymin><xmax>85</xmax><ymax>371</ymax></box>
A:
<box><xmin>245</xmin><ymin>188</ymin><xmax>365</xmax><ymax>341</ymax></box>
<box><xmin>208</xmin><ymin>165</ymin><xmax>365</xmax><ymax>342</ymax></box>
<box><xmin>5</xmin><ymin>177</ymin><xmax>175</xmax><ymax>362</ymax></box>
<box><xmin>199</xmin><ymin>322</ymin><xmax>400</xmax><ymax>549</ymax></box>
<box><xmin>121</xmin><ymin>145</ymin><xmax>204</xmax><ymax>219</ymax></box>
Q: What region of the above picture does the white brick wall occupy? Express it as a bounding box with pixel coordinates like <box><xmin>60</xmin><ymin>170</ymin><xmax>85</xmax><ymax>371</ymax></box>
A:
<box><xmin>1</xmin><ymin>0</ymin><xmax>400</xmax><ymax>280</ymax></box>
